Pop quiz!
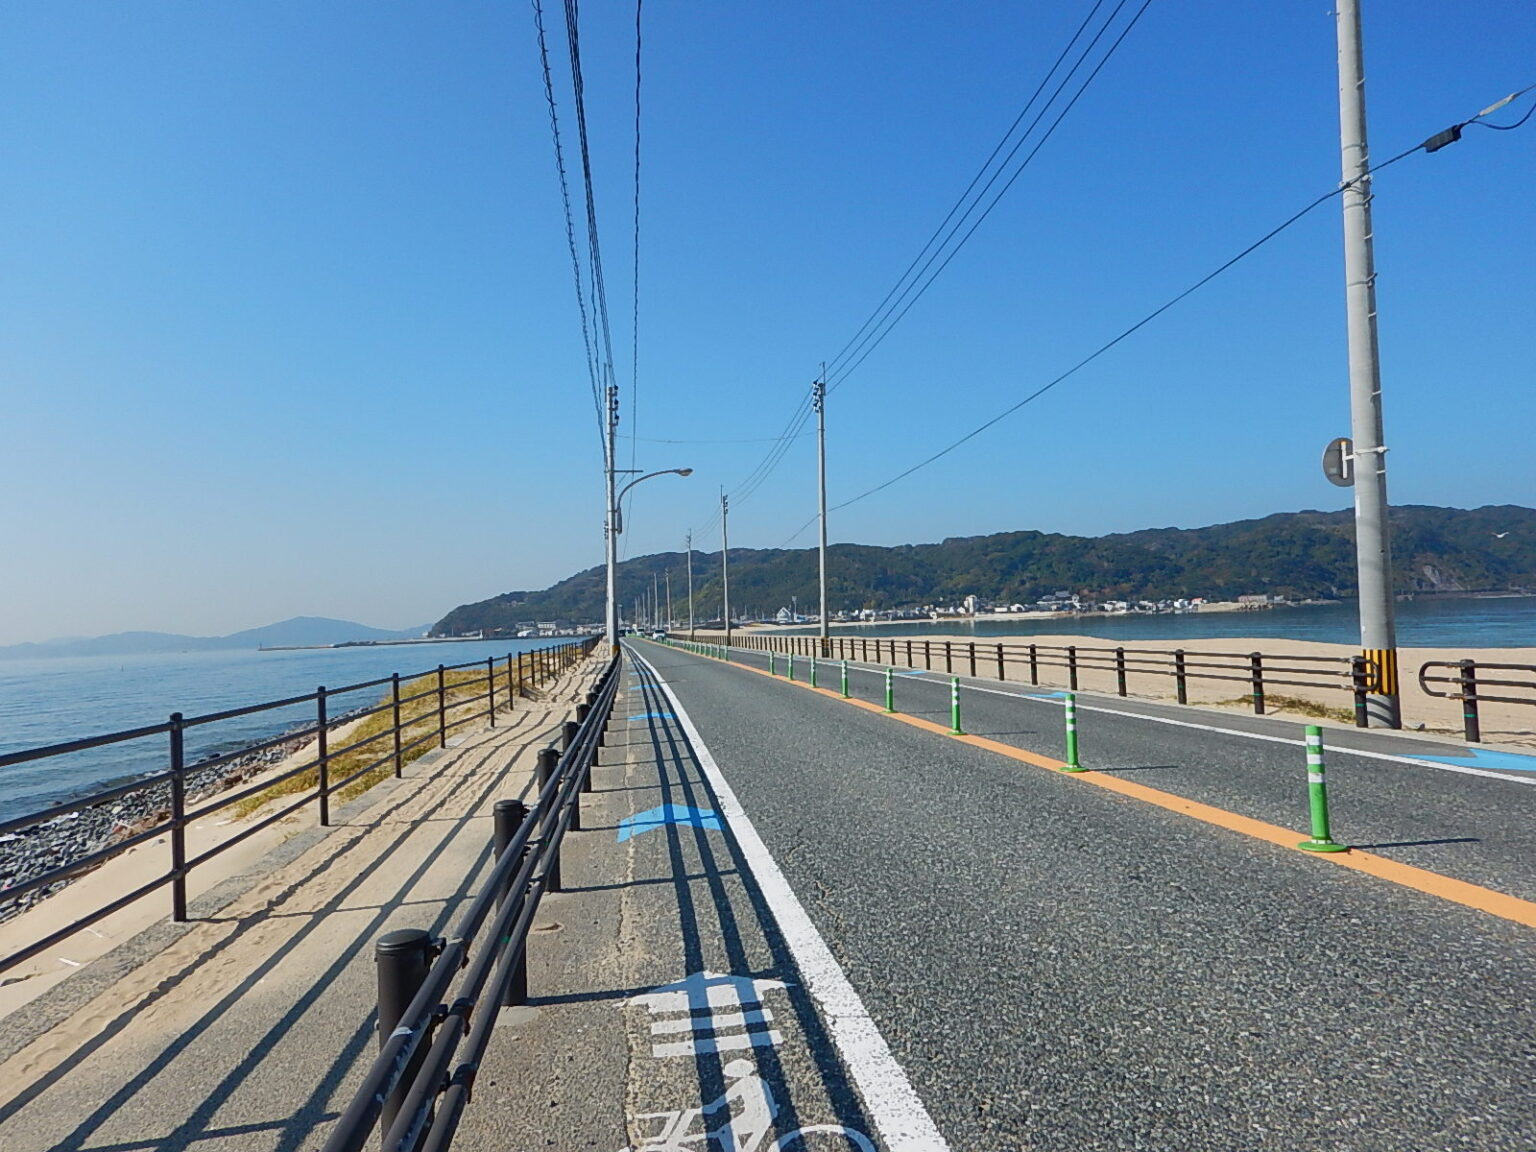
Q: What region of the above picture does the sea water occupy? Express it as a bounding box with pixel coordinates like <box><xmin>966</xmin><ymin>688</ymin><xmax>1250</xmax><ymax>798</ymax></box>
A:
<box><xmin>0</xmin><ymin>638</ymin><xmax>571</xmax><ymax>821</ymax></box>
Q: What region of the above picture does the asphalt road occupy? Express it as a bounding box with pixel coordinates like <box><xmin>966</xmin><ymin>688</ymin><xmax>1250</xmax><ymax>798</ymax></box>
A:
<box><xmin>633</xmin><ymin>639</ymin><xmax>1536</xmax><ymax>1151</ymax></box>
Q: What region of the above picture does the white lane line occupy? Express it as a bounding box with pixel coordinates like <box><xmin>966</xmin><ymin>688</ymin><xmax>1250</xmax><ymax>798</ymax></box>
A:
<box><xmin>631</xmin><ymin>646</ymin><xmax>951</xmax><ymax>1152</ymax></box>
<box><xmin>706</xmin><ymin>646</ymin><xmax>1536</xmax><ymax>787</ymax></box>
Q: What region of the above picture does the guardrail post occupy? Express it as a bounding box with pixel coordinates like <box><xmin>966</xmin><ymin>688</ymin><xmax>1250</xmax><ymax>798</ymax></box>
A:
<box><xmin>950</xmin><ymin>676</ymin><xmax>963</xmax><ymax>735</ymax></box>
<box><xmin>1351</xmin><ymin>656</ymin><xmax>1369</xmax><ymax>727</ymax></box>
<box><xmin>376</xmin><ymin>928</ymin><xmax>435</xmax><ymax>1135</ymax></box>
<box><xmin>1458</xmin><ymin>660</ymin><xmax>1482</xmax><ymax>743</ymax></box>
<box><xmin>1250</xmin><ymin>653</ymin><xmax>1265</xmax><ymax>715</ymax></box>
<box><xmin>486</xmin><ymin>657</ymin><xmax>497</xmax><ymax>726</ymax></box>
<box><xmin>841</xmin><ymin>660</ymin><xmax>849</xmax><ymax>698</ymax></box>
<box><xmin>969</xmin><ymin>642</ymin><xmax>977</xmax><ymax>677</ymax></box>
<box><xmin>506</xmin><ymin>655</ymin><xmax>516</xmax><ymax>711</ymax></box>
<box><xmin>1115</xmin><ymin>647</ymin><xmax>1128</xmax><ymax>697</ymax></box>
<box><xmin>944</xmin><ymin>642</ymin><xmax>952</xmax><ymax>673</ymax></box>
<box><xmin>561</xmin><ymin>720</ymin><xmax>580</xmax><ymax>753</ymax></box>
<box><xmin>924</xmin><ymin>640</ymin><xmax>931</xmax><ymax>670</ymax></box>
<box><xmin>436</xmin><ymin>665</ymin><xmax>447</xmax><ymax>748</ymax></box>
<box><xmin>996</xmin><ymin>643</ymin><xmax>1005</xmax><ymax>682</ymax></box>
<box><xmin>1029</xmin><ymin>644</ymin><xmax>1039</xmax><ymax>685</ymax></box>
<box><xmin>169</xmin><ymin>712</ymin><xmax>188</xmax><ymax>922</ymax></box>
<box><xmin>885</xmin><ymin>668</ymin><xmax>895</xmax><ymax>713</ymax></box>
<box><xmin>1067</xmin><ymin>646</ymin><xmax>1079</xmax><ymax>691</ymax></box>
<box><xmin>906</xmin><ymin>639</ymin><xmax>913</xmax><ymax>668</ymax></box>
<box><xmin>317</xmin><ymin>686</ymin><xmax>330</xmax><ymax>826</ymax></box>
<box><xmin>392</xmin><ymin>673</ymin><xmax>404</xmax><ymax>776</ymax></box>
<box><xmin>1062</xmin><ymin>693</ymin><xmax>1083</xmax><ymax>771</ymax></box>
<box><xmin>1174</xmin><ymin>650</ymin><xmax>1188</xmax><ymax>705</ymax></box>
<box><xmin>1298</xmin><ymin>726</ymin><xmax>1348</xmax><ymax>852</ymax></box>
<box><xmin>537</xmin><ymin>746</ymin><xmax>557</xmax><ymax>796</ymax></box>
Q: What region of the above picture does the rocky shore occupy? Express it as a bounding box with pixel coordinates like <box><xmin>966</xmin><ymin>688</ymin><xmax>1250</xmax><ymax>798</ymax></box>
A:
<box><xmin>0</xmin><ymin>710</ymin><xmax>367</xmax><ymax>927</ymax></box>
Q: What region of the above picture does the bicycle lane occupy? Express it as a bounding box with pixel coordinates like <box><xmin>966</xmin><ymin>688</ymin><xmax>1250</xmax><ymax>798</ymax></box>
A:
<box><xmin>454</xmin><ymin>650</ymin><xmax>930</xmax><ymax>1151</ymax></box>
<box><xmin>636</xmin><ymin>641</ymin><xmax>1536</xmax><ymax>1151</ymax></box>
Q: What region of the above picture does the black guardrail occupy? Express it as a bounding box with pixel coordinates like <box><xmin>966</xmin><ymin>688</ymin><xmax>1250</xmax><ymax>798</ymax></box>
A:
<box><xmin>0</xmin><ymin>638</ymin><xmax>599</xmax><ymax>974</ymax></box>
<box><xmin>1418</xmin><ymin>659</ymin><xmax>1536</xmax><ymax>742</ymax></box>
<box><xmin>321</xmin><ymin>650</ymin><xmax>622</xmax><ymax>1152</ymax></box>
<box><xmin>735</xmin><ymin>633</ymin><xmax>1376</xmax><ymax>724</ymax></box>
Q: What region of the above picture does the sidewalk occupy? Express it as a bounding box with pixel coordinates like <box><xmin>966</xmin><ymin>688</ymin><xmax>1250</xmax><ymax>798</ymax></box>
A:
<box><xmin>0</xmin><ymin>660</ymin><xmax>602</xmax><ymax>1152</ymax></box>
<box><xmin>449</xmin><ymin>654</ymin><xmax>879</xmax><ymax>1152</ymax></box>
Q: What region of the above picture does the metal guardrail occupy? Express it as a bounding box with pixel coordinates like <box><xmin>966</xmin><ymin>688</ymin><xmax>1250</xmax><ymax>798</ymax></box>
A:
<box><xmin>321</xmin><ymin>650</ymin><xmax>622</xmax><ymax>1152</ymax></box>
<box><xmin>1418</xmin><ymin>660</ymin><xmax>1536</xmax><ymax>742</ymax></box>
<box><xmin>0</xmin><ymin>638</ymin><xmax>598</xmax><ymax>974</ymax></box>
<box><xmin>735</xmin><ymin>634</ymin><xmax>1375</xmax><ymax>724</ymax></box>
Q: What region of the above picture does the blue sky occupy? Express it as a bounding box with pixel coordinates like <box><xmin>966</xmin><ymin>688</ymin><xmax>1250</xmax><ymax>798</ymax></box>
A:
<box><xmin>1</xmin><ymin>1</ymin><xmax>1531</xmax><ymax>645</ymax></box>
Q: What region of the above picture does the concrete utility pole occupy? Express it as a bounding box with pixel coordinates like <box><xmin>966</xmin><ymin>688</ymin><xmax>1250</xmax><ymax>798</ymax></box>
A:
<box><xmin>665</xmin><ymin>571</ymin><xmax>673</xmax><ymax>631</ymax></box>
<box><xmin>686</xmin><ymin>531</ymin><xmax>695</xmax><ymax>639</ymax></box>
<box><xmin>1336</xmin><ymin>0</ymin><xmax>1400</xmax><ymax>727</ymax></box>
<box><xmin>720</xmin><ymin>491</ymin><xmax>731</xmax><ymax>648</ymax></box>
<box><xmin>652</xmin><ymin>571</ymin><xmax>659</xmax><ymax>631</ymax></box>
<box><xmin>604</xmin><ymin>385</ymin><xmax>620</xmax><ymax>653</ymax></box>
<box><xmin>814</xmin><ymin>374</ymin><xmax>830</xmax><ymax>658</ymax></box>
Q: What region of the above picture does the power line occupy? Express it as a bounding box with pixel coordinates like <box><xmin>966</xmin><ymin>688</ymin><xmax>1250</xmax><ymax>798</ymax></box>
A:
<box><xmin>718</xmin><ymin>0</ymin><xmax>1151</xmax><ymax>527</ymax></box>
<box><xmin>531</xmin><ymin>0</ymin><xmax>605</xmax><ymax>452</ymax></box>
<box><xmin>773</xmin><ymin>118</ymin><xmax>1501</xmax><ymax>547</ymax></box>
<box><xmin>823</xmin><ymin>0</ymin><xmax>1119</xmax><ymax>382</ymax></box>
<box><xmin>828</xmin><ymin>0</ymin><xmax>1155</xmax><ymax>392</ymax></box>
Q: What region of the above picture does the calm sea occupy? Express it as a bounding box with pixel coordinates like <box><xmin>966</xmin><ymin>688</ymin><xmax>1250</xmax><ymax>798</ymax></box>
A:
<box><xmin>0</xmin><ymin>638</ymin><xmax>574</xmax><ymax>822</ymax></box>
<box><xmin>783</xmin><ymin>595</ymin><xmax>1536</xmax><ymax>647</ymax></box>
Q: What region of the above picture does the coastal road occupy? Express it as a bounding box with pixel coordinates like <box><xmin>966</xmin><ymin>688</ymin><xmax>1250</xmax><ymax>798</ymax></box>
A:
<box><xmin>630</xmin><ymin>639</ymin><xmax>1536</xmax><ymax>1150</ymax></box>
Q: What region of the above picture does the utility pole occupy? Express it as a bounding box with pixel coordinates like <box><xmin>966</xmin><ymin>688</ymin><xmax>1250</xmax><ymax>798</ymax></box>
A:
<box><xmin>1336</xmin><ymin>0</ymin><xmax>1399</xmax><ymax>728</ymax></box>
<box><xmin>814</xmin><ymin>374</ymin><xmax>829</xmax><ymax>657</ymax></box>
<box><xmin>665</xmin><ymin>571</ymin><xmax>673</xmax><ymax>631</ymax></box>
<box><xmin>686</xmin><ymin>531</ymin><xmax>695</xmax><ymax>640</ymax></box>
<box><xmin>604</xmin><ymin>385</ymin><xmax>620</xmax><ymax>652</ymax></box>
<box><xmin>652</xmin><ymin>571</ymin><xmax>659</xmax><ymax>632</ymax></box>
<box><xmin>720</xmin><ymin>491</ymin><xmax>731</xmax><ymax>648</ymax></box>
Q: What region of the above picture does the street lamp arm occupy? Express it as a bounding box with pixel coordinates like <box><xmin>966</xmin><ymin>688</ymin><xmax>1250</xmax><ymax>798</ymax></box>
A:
<box><xmin>615</xmin><ymin>467</ymin><xmax>693</xmax><ymax>508</ymax></box>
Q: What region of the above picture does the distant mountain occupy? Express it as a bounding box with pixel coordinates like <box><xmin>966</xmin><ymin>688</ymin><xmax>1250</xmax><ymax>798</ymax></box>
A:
<box><xmin>432</xmin><ymin>504</ymin><xmax>1536</xmax><ymax>633</ymax></box>
<box><xmin>0</xmin><ymin>617</ymin><xmax>427</xmax><ymax>660</ymax></box>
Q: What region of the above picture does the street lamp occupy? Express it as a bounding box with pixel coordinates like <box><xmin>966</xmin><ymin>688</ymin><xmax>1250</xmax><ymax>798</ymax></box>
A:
<box><xmin>607</xmin><ymin>467</ymin><xmax>692</xmax><ymax>649</ymax></box>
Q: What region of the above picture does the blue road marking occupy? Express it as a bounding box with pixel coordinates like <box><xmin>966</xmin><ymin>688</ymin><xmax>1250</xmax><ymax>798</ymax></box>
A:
<box><xmin>628</xmin><ymin>712</ymin><xmax>676</xmax><ymax>721</ymax></box>
<box><xmin>1024</xmin><ymin>691</ymin><xmax>1069</xmax><ymax>700</ymax></box>
<box><xmin>617</xmin><ymin>804</ymin><xmax>722</xmax><ymax>842</ymax></box>
<box><xmin>897</xmin><ymin>670</ymin><xmax>928</xmax><ymax>677</ymax></box>
<box><xmin>1407</xmin><ymin>747</ymin><xmax>1536</xmax><ymax>773</ymax></box>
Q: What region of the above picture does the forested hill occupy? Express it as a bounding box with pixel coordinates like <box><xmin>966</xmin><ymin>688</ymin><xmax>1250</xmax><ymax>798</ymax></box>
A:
<box><xmin>432</xmin><ymin>504</ymin><xmax>1536</xmax><ymax>634</ymax></box>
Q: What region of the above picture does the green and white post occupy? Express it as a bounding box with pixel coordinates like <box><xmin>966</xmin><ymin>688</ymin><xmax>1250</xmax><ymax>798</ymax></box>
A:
<box><xmin>769</xmin><ymin>652</ymin><xmax>776</xmax><ymax>676</ymax></box>
<box><xmin>1062</xmin><ymin>692</ymin><xmax>1084</xmax><ymax>771</ymax></box>
<box><xmin>1298</xmin><ymin>725</ymin><xmax>1349</xmax><ymax>852</ymax></box>
<box><xmin>788</xmin><ymin>653</ymin><xmax>796</xmax><ymax>682</ymax></box>
<box><xmin>885</xmin><ymin>667</ymin><xmax>895</xmax><ymax>712</ymax></box>
<box><xmin>840</xmin><ymin>660</ymin><xmax>849</xmax><ymax>698</ymax></box>
<box><xmin>950</xmin><ymin>676</ymin><xmax>964</xmax><ymax>735</ymax></box>
<box><xmin>810</xmin><ymin>655</ymin><xmax>818</xmax><ymax>688</ymax></box>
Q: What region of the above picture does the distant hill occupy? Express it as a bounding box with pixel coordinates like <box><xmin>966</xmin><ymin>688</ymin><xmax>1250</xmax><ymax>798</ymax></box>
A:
<box><xmin>0</xmin><ymin>617</ymin><xmax>427</xmax><ymax>660</ymax></box>
<box><xmin>432</xmin><ymin>504</ymin><xmax>1536</xmax><ymax>633</ymax></box>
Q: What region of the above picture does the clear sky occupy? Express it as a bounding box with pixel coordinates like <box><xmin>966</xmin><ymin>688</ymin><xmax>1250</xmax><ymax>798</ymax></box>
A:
<box><xmin>1</xmin><ymin>1</ymin><xmax>1532</xmax><ymax>645</ymax></box>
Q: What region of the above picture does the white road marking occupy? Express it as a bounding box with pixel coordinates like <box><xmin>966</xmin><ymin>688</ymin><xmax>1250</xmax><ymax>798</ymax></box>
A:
<box><xmin>631</xmin><ymin>646</ymin><xmax>951</xmax><ymax>1152</ymax></box>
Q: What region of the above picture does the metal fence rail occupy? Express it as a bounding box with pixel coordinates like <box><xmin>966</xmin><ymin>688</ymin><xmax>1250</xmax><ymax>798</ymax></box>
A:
<box><xmin>732</xmin><ymin>633</ymin><xmax>1375</xmax><ymax>723</ymax></box>
<box><xmin>321</xmin><ymin>651</ymin><xmax>622</xmax><ymax>1152</ymax></box>
<box><xmin>1418</xmin><ymin>659</ymin><xmax>1536</xmax><ymax>742</ymax></box>
<box><xmin>0</xmin><ymin>638</ymin><xmax>598</xmax><ymax>975</ymax></box>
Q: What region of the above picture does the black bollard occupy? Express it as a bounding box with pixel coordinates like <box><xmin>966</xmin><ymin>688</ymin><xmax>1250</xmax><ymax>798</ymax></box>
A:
<box><xmin>493</xmin><ymin>799</ymin><xmax>529</xmax><ymax>1005</ymax></box>
<box><xmin>375</xmin><ymin>929</ymin><xmax>434</xmax><ymax>1139</ymax></box>
<box><xmin>561</xmin><ymin>719</ymin><xmax>580</xmax><ymax>753</ymax></box>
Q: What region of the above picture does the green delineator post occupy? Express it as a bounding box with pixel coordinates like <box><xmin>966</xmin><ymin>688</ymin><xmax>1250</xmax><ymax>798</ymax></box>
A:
<box><xmin>789</xmin><ymin>653</ymin><xmax>796</xmax><ymax>682</ymax></box>
<box><xmin>769</xmin><ymin>652</ymin><xmax>776</xmax><ymax>676</ymax></box>
<box><xmin>841</xmin><ymin>660</ymin><xmax>849</xmax><ymax>698</ymax></box>
<box><xmin>885</xmin><ymin>668</ymin><xmax>895</xmax><ymax>712</ymax></box>
<box><xmin>1298</xmin><ymin>725</ymin><xmax>1349</xmax><ymax>852</ymax></box>
<box><xmin>1062</xmin><ymin>692</ymin><xmax>1084</xmax><ymax>771</ymax></box>
<box><xmin>810</xmin><ymin>655</ymin><xmax>818</xmax><ymax>688</ymax></box>
<box><xmin>950</xmin><ymin>676</ymin><xmax>963</xmax><ymax>735</ymax></box>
